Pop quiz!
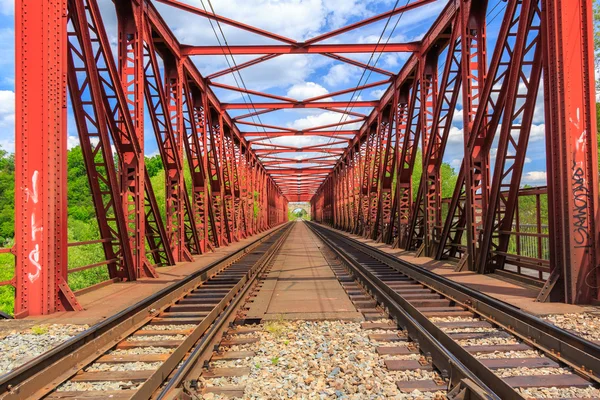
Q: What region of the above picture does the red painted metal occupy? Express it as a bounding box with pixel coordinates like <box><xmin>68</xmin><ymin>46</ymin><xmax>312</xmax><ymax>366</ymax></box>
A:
<box><xmin>223</xmin><ymin>101</ymin><xmax>378</xmax><ymax>110</ymax></box>
<box><xmin>15</xmin><ymin>0</ymin><xmax>82</xmax><ymax>316</ymax></box>
<box><xmin>310</xmin><ymin>0</ymin><xmax>598</xmax><ymax>305</ymax></box>
<box><xmin>543</xmin><ymin>0</ymin><xmax>599</xmax><ymax>303</ymax></box>
<box><xmin>181</xmin><ymin>43</ymin><xmax>420</xmax><ymax>56</ymax></box>
<box><xmin>10</xmin><ymin>0</ymin><xmax>600</xmax><ymax>316</ymax></box>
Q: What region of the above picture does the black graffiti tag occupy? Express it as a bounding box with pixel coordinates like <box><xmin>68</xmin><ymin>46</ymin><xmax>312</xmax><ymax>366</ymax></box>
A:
<box><xmin>572</xmin><ymin>161</ymin><xmax>591</xmax><ymax>247</ymax></box>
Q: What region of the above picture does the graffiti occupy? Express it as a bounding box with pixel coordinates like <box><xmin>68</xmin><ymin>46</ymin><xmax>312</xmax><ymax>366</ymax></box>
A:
<box><xmin>26</xmin><ymin>170</ymin><xmax>43</xmax><ymax>283</ymax></box>
<box><xmin>31</xmin><ymin>214</ymin><xmax>43</xmax><ymax>241</ymax></box>
<box><xmin>572</xmin><ymin>161</ymin><xmax>591</xmax><ymax>247</ymax></box>
<box><xmin>28</xmin><ymin>244</ymin><xmax>41</xmax><ymax>283</ymax></box>
<box><xmin>25</xmin><ymin>170</ymin><xmax>39</xmax><ymax>204</ymax></box>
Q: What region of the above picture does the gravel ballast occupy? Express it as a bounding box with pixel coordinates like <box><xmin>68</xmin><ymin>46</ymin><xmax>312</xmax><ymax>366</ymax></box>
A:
<box><xmin>203</xmin><ymin>320</ymin><xmax>446</xmax><ymax>399</ymax></box>
<box><xmin>0</xmin><ymin>324</ymin><xmax>88</xmax><ymax>375</ymax></box>
<box><xmin>543</xmin><ymin>313</ymin><xmax>600</xmax><ymax>342</ymax></box>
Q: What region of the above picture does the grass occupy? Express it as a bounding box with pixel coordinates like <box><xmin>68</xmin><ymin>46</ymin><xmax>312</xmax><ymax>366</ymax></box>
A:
<box><xmin>270</xmin><ymin>356</ymin><xmax>280</xmax><ymax>366</ymax></box>
<box><xmin>0</xmin><ymin>241</ymin><xmax>111</xmax><ymax>316</ymax></box>
<box><xmin>30</xmin><ymin>325</ymin><xmax>49</xmax><ymax>335</ymax></box>
<box><xmin>264</xmin><ymin>316</ymin><xmax>288</xmax><ymax>337</ymax></box>
<box><xmin>0</xmin><ymin>252</ymin><xmax>14</xmax><ymax>316</ymax></box>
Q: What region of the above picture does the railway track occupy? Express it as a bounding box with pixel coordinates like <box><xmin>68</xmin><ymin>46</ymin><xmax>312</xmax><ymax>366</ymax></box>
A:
<box><xmin>308</xmin><ymin>221</ymin><xmax>600</xmax><ymax>400</ymax></box>
<box><xmin>0</xmin><ymin>223</ymin><xmax>291</xmax><ymax>400</ymax></box>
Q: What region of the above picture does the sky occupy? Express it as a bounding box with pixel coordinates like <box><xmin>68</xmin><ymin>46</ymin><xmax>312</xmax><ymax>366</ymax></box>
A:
<box><xmin>0</xmin><ymin>0</ymin><xmax>551</xmax><ymax>187</ymax></box>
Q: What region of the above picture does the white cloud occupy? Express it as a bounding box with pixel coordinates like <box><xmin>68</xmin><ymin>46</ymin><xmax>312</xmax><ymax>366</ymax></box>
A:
<box><xmin>323</xmin><ymin>64</ymin><xmax>360</xmax><ymax>87</ymax></box>
<box><xmin>450</xmin><ymin>158</ymin><xmax>461</xmax><ymax>168</ymax></box>
<box><xmin>287</xmin><ymin>111</ymin><xmax>361</xmax><ymax>131</ymax></box>
<box><xmin>0</xmin><ymin>90</ymin><xmax>15</xmax><ymax>152</ymax></box>
<box><xmin>0</xmin><ymin>139</ymin><xmax>13</xmax><ymax>153</ymax></box>
<box><xmin>529</xmin><ymin>123</ymin><xmax>545</xmax><ymax>142</ymax></box>
<box><xmin>67</xmin><ymin>136</ymin><xmax>80</xmax><ymax>150</ymax></box>
<box><xmin>522</xmin><ymin>171</ymin><xmax>547</xmax><ymax>185</ymax></box>
<box><xmin>286</xmin><ymin>82</ymin><xmax>331</xmax><ymax>101</ymax></box>
<box><xmin>0</xmin><ymin>90</ymin><xmax>14</xmax><ymax>117</ymax></box>
<box><xmin>209</xmin><ymin>54</ymin><xmax>325</xmax><ymax>92</ymax></box>
<box><xmin>370</xmin><ymin>89</ymin><xmax>386</xmax><ymax>99</ymax></box>
<box><xmin>0</xmin><ymin>0</ymin><xmax>13</xmax><ymax>15</ymax></box>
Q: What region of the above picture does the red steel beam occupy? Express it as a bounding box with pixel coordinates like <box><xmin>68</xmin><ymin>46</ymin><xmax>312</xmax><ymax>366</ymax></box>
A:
<box><xmin>222</xmin><ymin>101</ymin><xmax>378</xmax><ymax>110</ymax></box>
<box><xmin>268</xmin><ymin>168</ymin><xmax>333</xmax><ymax>175</ymax></box>
<box><xmin>323</xmin><ymin>53</ymin><xmax>396</xmax><ymax>77</ymax></box>
<box><xmin>254</xmin><ymin>148</ymin><xmax>346</xmax><ymax>155</ymax></box>
<box><xmin>235</xmin><ymin>120</ymin><xmax>296</xmax><ymax>132</ymax></box>
<box><xmin>304</xmin><ymin>0</ymin><xmax>437</xmax><ymax>45</ymax></box>
<box><xmin>15</xmin><ymin>0</ymin><xmax>82</xmax><ymax>315</ymax></box>
<box><xmin>154</xmin><ymin>0</ymin><xmax>297</xmax><ymax>45</ymax></box>
<box><xmin>210</xmin><ymin>81</ymin><xmax>297</xmax><ymax>103</ymax></box>
<box><xmin>242</xmin><ymin>130</ymin><xmax>357</xmax><ymax>137</ymax></box>
<box><xmin>233</xmin><ymin>108</ymin><xmax>277</xmax><ymax>121</ymax></box>
<box><xmin>304</xmin><ymin>79</ymin><xmax>392</xmax><ymax>102</ymax></box>
<box><xmin>544</xmin><ymin>0</ymin><xmax>600</xmax><ymax>303</ymax></box>
<box><xmin>181</xmin><ymin>42</ymin><xmax>420</xmax><ymax>56</ymax></box>
<box><xmin>318</xmin><ymin>0</ymin><xmax>459</xmax><ymax>189</ymax></box>
<box><xmin>207</xmin><ymin>54</ymin><xmax>281</xmax><ymax>80</ymax></box>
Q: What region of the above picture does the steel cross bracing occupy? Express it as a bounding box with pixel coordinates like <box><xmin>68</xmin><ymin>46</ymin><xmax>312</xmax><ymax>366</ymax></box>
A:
<box><xmin>312</xmin><ymin>0</ymin><xmax>600</xmax><ymax>305</ymax></box>
<box><xmin>12</xmin><ymin>0</ymin><xmax>289</xmax><ymax>316</ymax></box>
<box><xmin>8</xmin><ymin>0</ymin><xmax>599</xmax><ymax>316</ymax></box>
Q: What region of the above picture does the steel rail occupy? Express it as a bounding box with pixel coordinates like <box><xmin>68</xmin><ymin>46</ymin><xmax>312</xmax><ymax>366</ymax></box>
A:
<box><xmin>308</xmin><ymin>222</ymin><xmax>600</xmax><ymax>393</ymax></box>
<box><xmin>157</xmin><ymin>222</ymin><xmax>293</xmax><ymax>399</ymax></box>
<box><xmin>0</xmin><ymin>223</ymin><xmax>291</xmax><ymax>399</ymax></box>
<box><xmin>307</xmin><ymin>222</ymin><xmax>501</xmax><ymax>399</ymax></box>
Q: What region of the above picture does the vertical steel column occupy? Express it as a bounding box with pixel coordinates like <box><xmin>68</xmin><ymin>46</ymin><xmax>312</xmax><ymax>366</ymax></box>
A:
<box><xmin>419</xmin><ymin>52</ymin><xmax>439</xmax><ymax>255</ymax></box>
<box><xmin>477</xmin><ymin>0</ymin><xmax>542</xmax><ymax>275</ymax></box>
<box><xmin>364</xmin><ymin>114</ymin><xmax>385</xmax><ymax>239</ymax></box>
<box><xmin>436</xmin><ymin>0</ymin><xmax>524</xmax><ymax>263</ymax></box>
<box><xmin>207</xmin><ymin>107</ymin><xmax>226</xmax><ymax>245</ymax></box>
<box><xmin>182</xmin><ymin>83</ymin><xmax>213</xmax><ymax>253</ymax></box>
<box><xmin>459</xmin><ymin>0</ymin><xmax>488</xmax><ymax>270</ymax></box>
<box><xmin>543</xmin><ymin>0</ymin><xmax>600</xmax><ymax>303</ymax></box>
<box><xmin>15</xmin><ymin>0</ymin><xmax>82</xmax><ymax>315</ymax></box>
<box><xmin>356</xmin><ymin>132</ymin><xmax>373</xmax><ymax>235</ymax></box>
<box><xmin>373</xmin><ymin>101</ymin><xmax>397</xmax><ymax>241</ymax></box>
<box><xmin>164</xmin><ymin>57</ymin><xmax>193</xmax><ymax>261</ymax></box>
<box><xmin>221</xmin><ymin>126</ymin><xmax>237</xmax><ymax>242</ymax></box>
<box><xmin>393</xmin><ymin>79</ymin><xmax>420</xmax><ymax>248</ymax></box>
<box><xmin>116</xmin><ymin>0</ymin><xmax>149</xmax><ymax>277</ymax></box>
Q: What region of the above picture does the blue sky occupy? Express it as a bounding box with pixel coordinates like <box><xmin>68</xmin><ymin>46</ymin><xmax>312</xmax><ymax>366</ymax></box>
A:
<box><xmin>0</xmin><ymin>0</ymin><xmax>550</xmax><ymax>186</ymax></box>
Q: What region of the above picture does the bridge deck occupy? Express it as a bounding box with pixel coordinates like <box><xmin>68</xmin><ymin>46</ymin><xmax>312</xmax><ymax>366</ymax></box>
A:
<box><xmin>323</xmin><ymin>226</ymin><xmax>585</xmax><ymax>316</ymax></box>
<box><xmin>20</xmin><ymin>226</ymin><xmax>281</xmax><ymax>326</ymax></box>
<box><xmin>245</xmin><ymin>221</ymin><xmax>362</xmax><ymax>321</ymax></box>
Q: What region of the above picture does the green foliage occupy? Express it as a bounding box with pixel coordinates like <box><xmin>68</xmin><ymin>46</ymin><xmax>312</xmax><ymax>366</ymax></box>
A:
<box><xmin>290</xmin><ymin>208</ymin><xmax>308</xmax><ymax>220</ymax></box>
<box><xmin>67</xmin><ymin>147</ymin><xmax>96</xmax><ymax>222</ymax></box>
<box><xmin>0</xmin><ymin>251</ymin><xmax>14</xmax><ymax>316</ymax></box>
<box><xmin>253</xmin><ymin>191</ymin><xmax>261</xmax><ymax>219</ymax></box>
<box><xmin>146</xmin><ymin>154</ymin><xmax>163</xmax><ymax>178</ymax></box>
<box><xmin>0</xmin><ymin>149</ymin><xmax>14</xmax><ymax>242</ymax></box>
<box><xmin>0</xmin><ymin>145</ymin><xmax>173</xmax><ymax>315</ymax></box>
<box><xmin>30</xmin><ymin>325</ymin><xmax>49</xmax><ymax>335</ymax></box>
<box><xmin>401</xmin><ymin>150</ymin><xmax>457</xmax><ymax>200</ymax></box>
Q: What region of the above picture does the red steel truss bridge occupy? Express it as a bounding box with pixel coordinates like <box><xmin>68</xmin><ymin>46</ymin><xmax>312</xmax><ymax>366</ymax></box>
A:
<box><xmin>5</xmin><ymin>0</ymin><xmax>599</xmax><ymax>316</ymax></box>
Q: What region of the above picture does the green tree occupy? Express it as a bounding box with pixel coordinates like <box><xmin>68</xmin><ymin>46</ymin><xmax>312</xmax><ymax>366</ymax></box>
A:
<box><xmin>67</xmin><ymin>146</ymin><xmax>96</xmax><ymax>222</ymax></box>
<box><xmin>146</xmin><ymin>154</ymin><xmax>163</xmax><ymax>178</ymax></box>
<box><xmin>0</xmin><ymin>149</ymin><xmax>14</xmax><ymax>242</ymax></box>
